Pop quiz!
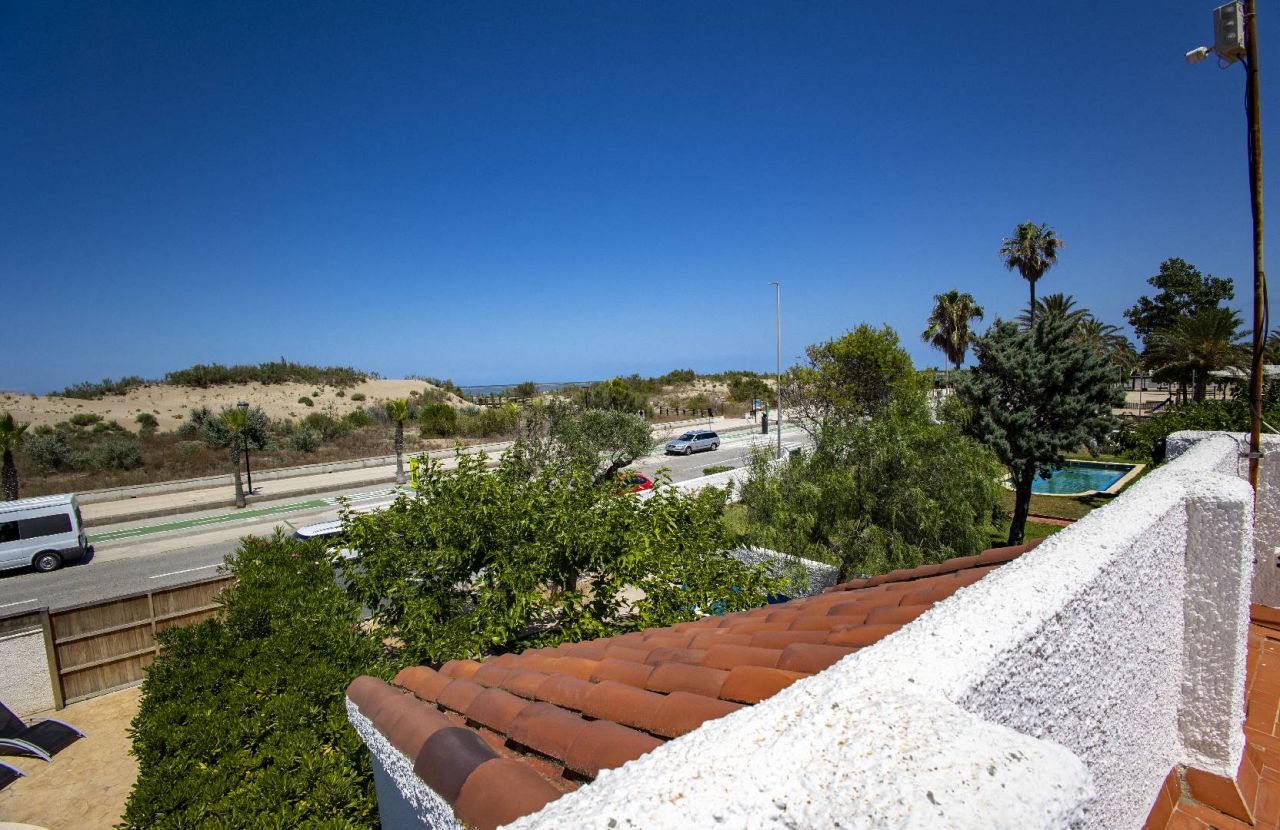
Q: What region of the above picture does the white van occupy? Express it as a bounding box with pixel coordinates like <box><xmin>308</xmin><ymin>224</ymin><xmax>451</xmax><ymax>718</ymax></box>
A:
<box><xmin>0</xmin><ymin>494</ymin><xmax>92</xmax><ymax>573</ymax></box>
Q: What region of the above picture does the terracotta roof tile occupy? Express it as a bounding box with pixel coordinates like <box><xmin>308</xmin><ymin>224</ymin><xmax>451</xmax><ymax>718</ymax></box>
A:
<box><xmin>374</xmin><ymin>692</ymin><xmax>455</xmax><ymax>759</ymax></box>
<box><xmin>776</xmin><ymin>643</ymin><xmax>860</xmax><ymax>674</ymax></box>
<box><xmin>650</xmin><ymin>692</ymin><xmax>742</xmax><ymax>737</ymax></box>
<box><xmin>563</xmin><ymin>720</ymin><xmax>663</xmax><ymax>777</ymax></box>
<box><xmin>825</xmin><ymin>624</ymin><xmax>904</xmax><ymax>648</ymax></box>
<box><xmin>590</xmin><ymin>657</ymin><xmax>655</xmax><ymax>688</ymax></box>
<box><xmin>535</xmin><ymin>673</ymin><xmax>592</xmax><ymax>711</ymax></box>
<box><xmin>507</xmin><ymin>702</ymin><xmax>590</xmax><ymax>759</ymax></box>
<box><xmin>471</xmin><ymin>663</ymin><xmax>516</xmax><ymax>688</ymax></box>
<box><xmin>644</xmin><ymin>662</ymin><xmax>729</xmax><ymax>698</ymax></box>
<box><xmin>581</xmin><ymin>681</ymin><xmax>666</xmax><ymax>732</ymax></box>
<box><xmin>352</xmin><ymin>543</ymin><xmax>1035</xmax><ymax>828</ymax></box>
<box><xmin>644</xmin><ymin>646</ymin><xmax>707</xmax><ymax>666</ymax></box>
<box><xmin>865</xmin><ymin>604</ymin><xmax>931</xmax><ymax>626</ymax></box>
<box><xmin>467</xmin><ymin>688</ymin><xmax>535</xmax><ymax>734</ymax></box>
<box><xmin>689</xmin><ymin>631</ymin><xmax>755</xmax><ymax>649</ymax></box>
<box><xmin>701</xmin><ymin>644</ymin><xmax>782</xmax><ymax>671</ymax></box>
<box><xmin>720</xmin><ymin>665</ymin><xmax>807</xmax><ymax>703</ymax></box>
<box><xmin>439</xmin><ymin>659</ymin><xmax>482</xmax><ymax>680</ymax></box>
<box><xmin>413</xmin><ymin>726</ymin><xmax>499</xmax><ymax>803</ymax></box>
<box><xmin>454</xmin><ymin>757</ymin><xmax>564</xmax><ymax>830</ymax></box>
<box><xmin>500</xmin><ymin>667</ymin><xmax>551</xmax><ymax>699</ymax></box>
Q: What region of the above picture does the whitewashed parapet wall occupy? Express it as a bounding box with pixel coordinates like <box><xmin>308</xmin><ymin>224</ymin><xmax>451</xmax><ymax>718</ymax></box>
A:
<box><xmin>1167</xmin><ymin>431</ymin><xmax>1280</xmax><ymax>607</ymax></box>
<box><xmin>511</xmin><ymin>432</ymin><xmax>1258</xmax><ymax>830</ymax></box>
<box><xmin>729</xmin><ymin>546</ymin><xmax>838</xmax><ymax>597</ymax></box>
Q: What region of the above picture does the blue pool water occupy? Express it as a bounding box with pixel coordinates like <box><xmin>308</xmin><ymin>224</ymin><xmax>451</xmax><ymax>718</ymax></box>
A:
<box><xmin>1031</xmin><ymin>461</ymin><xmax>1135</xmax><ymax>495</ymax></box>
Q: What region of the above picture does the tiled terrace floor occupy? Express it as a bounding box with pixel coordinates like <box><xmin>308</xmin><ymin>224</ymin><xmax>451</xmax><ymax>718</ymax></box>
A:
<box><xmin>1146</xmin><ymin>609</ymin><xmax>1280</xmax><ymax>829</ymax></box>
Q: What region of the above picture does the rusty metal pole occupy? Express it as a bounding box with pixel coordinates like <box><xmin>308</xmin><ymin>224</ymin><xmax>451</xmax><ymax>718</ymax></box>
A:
<box><xmin>1245</xmin><ymin>0</ymin><xmax>1266</xmax><ymax>491</ymax></box>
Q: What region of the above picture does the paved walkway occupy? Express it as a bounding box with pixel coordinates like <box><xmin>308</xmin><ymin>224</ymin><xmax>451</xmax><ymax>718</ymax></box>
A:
<box><xmin>0</xmin><ymin>687</ymin><xmax>140</xmax><ymax>829</ymax></box>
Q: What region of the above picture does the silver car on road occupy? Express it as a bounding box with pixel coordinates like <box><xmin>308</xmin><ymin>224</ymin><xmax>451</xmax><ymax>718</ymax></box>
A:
<box><xmin>665</xmin><ymin>430</ymin><xmax>720</xmax><ymax>455</ymax></box>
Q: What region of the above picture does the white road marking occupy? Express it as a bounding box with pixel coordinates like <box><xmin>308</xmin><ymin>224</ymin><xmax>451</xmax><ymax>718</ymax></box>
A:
<box><xmin>149</xmin><ymin>564</ymin><xmax>220</xmax><ymax>579</ymax></box>
<box><xmin>0</xmin><ymin>598</ymin><xmax>39</xmax><ymax>609</ymax></box>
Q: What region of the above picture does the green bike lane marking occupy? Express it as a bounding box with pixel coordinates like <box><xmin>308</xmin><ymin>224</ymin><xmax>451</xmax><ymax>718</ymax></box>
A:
<box><xmin>89</xmin><ymin>486</ymin><xmax>403</xmax><ymax>543</ymax></box>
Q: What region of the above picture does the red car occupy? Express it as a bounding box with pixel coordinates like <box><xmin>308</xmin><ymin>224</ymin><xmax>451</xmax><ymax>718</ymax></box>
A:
<box><xmin>616</xmin><ymin>472</ymin><xmax>653</xmax><ymax>493</ymax></box>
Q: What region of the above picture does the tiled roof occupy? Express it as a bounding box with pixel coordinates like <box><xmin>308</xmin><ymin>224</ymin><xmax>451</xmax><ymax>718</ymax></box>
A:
<box><xmin>347</xmin><ymin>541</ymin><xmax>1041</xmax><ymax>830</ymax></box>
<box><xmin>1145</xmin><ymin>607</ymin><xmax>1280</xmax><ymax>829</ymax></box>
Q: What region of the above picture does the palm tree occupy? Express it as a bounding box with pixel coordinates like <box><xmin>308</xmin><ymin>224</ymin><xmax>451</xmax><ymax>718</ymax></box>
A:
<box><xmin>1017</xmin><ymin>293</ymin><xmax>1085</xmax><ymax>330</ymax></box>
<box><xmin>921</xmin><ymin>290</ymin><xmax>985</xmax><ymax>384</ymax></box>
<box><xmin>387</xmin><ymin>399</ymin><xmax>409</xmax><ymax>485</ymax></box>
<box><xmin>220</xmin><ymin>408</ymin><xmax>248</xmax><ymax>508</ymax></box>
<box><xmin>0</xmin><ymin>412</ymin><xmax>29</xmax><ymax>501</ymax></box>
<box><xmin>1000</xmin><ymin>222</ymin><xmax>1063</xmax><ymax>327</ymax></box>
<box><xmin>1146</xmin><ymin>307</ymin><xmax>1248</xmax><ymax>402</ymax></box>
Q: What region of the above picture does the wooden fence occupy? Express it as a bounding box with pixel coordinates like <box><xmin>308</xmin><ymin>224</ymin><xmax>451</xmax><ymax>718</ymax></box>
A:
<box><xmin>44</xmin><ymin>575</ymin><xmax>236</xmax><ymax>705</ymax></box>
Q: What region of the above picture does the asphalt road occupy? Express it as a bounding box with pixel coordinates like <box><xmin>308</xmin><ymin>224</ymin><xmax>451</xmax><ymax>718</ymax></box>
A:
<box><xmin>0</xmin><ymin>425</ymin><xmax>807</xmax><ymax>612</ymax></box>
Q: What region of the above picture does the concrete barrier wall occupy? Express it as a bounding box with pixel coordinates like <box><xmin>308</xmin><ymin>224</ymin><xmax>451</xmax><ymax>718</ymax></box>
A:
<box><xmin>512</xmin><ymin>433</ymin><xmax>1256</xmax><ymax>830</ymax></box>
<box><xmin>0</xmin><ymin>626</ymin><xmax>55</xmax><ymax>716</ymax></box>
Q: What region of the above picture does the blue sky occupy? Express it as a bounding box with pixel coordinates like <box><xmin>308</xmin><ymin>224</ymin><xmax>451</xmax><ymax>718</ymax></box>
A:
<box><xmin>2</xmin><ymin>1</ymin><xmax>1275</xmax><ymax>392</ymax></box>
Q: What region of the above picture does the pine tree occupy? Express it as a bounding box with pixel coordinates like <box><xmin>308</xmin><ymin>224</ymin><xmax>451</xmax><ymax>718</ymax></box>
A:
<box><xmin>958</xmin><ymin>314</ymin><xmax>1121</xmax><ymax>545</ymax></box>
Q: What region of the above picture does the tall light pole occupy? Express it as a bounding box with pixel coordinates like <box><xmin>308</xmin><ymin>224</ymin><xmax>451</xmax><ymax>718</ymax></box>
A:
<box><xmin>1187</xmin><ymin>0</ymin><xmax>1266</xmax><ymax>490</ymax></box>
<box><xmin>771</xmin><ymin>281</ymin><xmax>782</xmax><ymax>459</ymax></box>
<box><xmin>237</xmin><ymin>399</ymin><xmax>253</xmax><ymax>494</ymax></box>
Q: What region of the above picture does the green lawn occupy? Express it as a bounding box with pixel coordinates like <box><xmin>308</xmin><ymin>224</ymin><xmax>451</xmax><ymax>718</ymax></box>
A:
<box><xmin>989</xmin><ymin>519</ymin><xmax>1064</xmax><ymax>547</ymax></box>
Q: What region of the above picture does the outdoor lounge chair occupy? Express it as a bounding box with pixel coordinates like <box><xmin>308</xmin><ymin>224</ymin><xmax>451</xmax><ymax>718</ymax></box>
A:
<box><xmin>0</xmin><ymin>761</ymin><xmax>23</xmax><ymax>790</ymax></box>
<box><xmin>0</xmin><ymin>700</ymin><xmax>83</xmax><ymax>761</ymax></box>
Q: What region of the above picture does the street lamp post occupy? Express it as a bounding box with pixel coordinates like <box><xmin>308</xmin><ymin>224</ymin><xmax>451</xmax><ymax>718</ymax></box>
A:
<box><xmin>1187</xmin><ymin>0</ymin><xmax>1267</xmax><ymax>490</ymax></box>
<box><xmin>771</xmin><ymin>281</ymin><xmax>782</xmax><ymax>459</ymax></box>
<box><xmin>237</xmin><ymin>400</ymin><xmax>253</xmax><ymax>494</ymax></box>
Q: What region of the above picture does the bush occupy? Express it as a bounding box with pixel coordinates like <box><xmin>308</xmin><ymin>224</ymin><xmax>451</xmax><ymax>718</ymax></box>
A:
<box><xmin>335</xmin><ymin>389</ymin><xmax>345</xmax><ymax>398</ymax></box>
<box><xmin>1118</xmin><ymin>398</ymin><xmax>1274</xmax><ymax>461</ymax></box>
<box><xmin>727</xmin><ymin>375</ymin><xmax>770</xmax><ymax>403</ymax></box>
<box><xmin>703</xmin><ymin>465</ymin><xmax>734</xmax><ymax>475</ymax></box>
<box><xmin>342</xmin><ymin>409</ymin><xmax>373</xmax><ymax>430</ymax></box>
<box><xmin>164</xmin><ymin>361</ymin><xmax>369</xmax><ymax>389</ymax></box>
<box><xmin>135</xmin><ymin>413</ymin><xmax>159</xmax><ymax>434</ymax></box>
<box><xmin>82</xmin><ymin>436</ymin><xmax>144</xmax><ymax>470</ymax></box>
<box><xmin>121</xmin><ymin>533</ymin><xmax>389</xmax><ymax>828</ymax></box>
<box><xmin>21</xmin><ymin>429</ymin><xmax>74</xmax><ymax>473</ymax></box>
<box><xmin>69</xmin><ymin>412</ymin><xmax>103</xmax><ymax>427</ymax></box>
<box><xmin>341</xmin><ymin>452</ymin><xmax>780</xmax><ymax>663</ymax></box>
<box><xmin>297</xmin><ymin>396</ymin><xmax>313</xmax><ymax>407</ymax></box>
<box><xmin>350</xmin><ymin>393</ymin><xmax>366</xmax><ymax>402</ymax></box>
<box><xmin>300</xmin><ymin>412</ymin><xmax>349</xmax><ymax>442</ymax></box>
<box><xmin>51</xmin><ymin>375</ymin><xmax>147</xmax><ymax>399</ymax></box>
<box><xmin>419</xmin><ymin>403</ymin><xmax>458</xmax><ymax>437</ymax></box>
<box><xmin>290</xmin><ymin>428</ymin><xmax>320</xmax><ymax>453</ymax></box>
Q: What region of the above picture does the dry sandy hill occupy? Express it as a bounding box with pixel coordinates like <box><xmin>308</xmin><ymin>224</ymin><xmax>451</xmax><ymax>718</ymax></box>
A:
<box><xmin>0</xmin><ymin>379</ymin><xmax>465</xmax><ymax>431</ymax></box>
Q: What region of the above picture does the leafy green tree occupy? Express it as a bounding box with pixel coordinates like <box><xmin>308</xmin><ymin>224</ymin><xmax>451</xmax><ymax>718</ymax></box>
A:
<box><xmin>1124</xmin><ymin>258</ymin><xmax>1235</xmax><ymax>350</ymax></box>
<box><xmin>419</xmin><ymin>402</ymin><xmax>459</xmax><ymax>437</ymax></box>
<box><xmin>0</xmin><ymin>412</ymin><xmax>29</xmax><ymax>501</ymax></box>
<box><xmin>506</xmin><ymin>400</ymin><xmax>652</xmax><ymax>484</ymax></box>
<box><xmin>511</xmin><ymin>381</ymin><xmax>540</xmax><ymax>399</ymax></box>
<box><xmin>1000</xmin><ymin>222</ymin><xmax>1063</xmax><ymax>326</ymax></box>
<box><xmin>219</xmin><ymin>408</ymin><xmax>249</xmax><ymax>508</ymax></box>
<box><xmin>727</xmin><ymin>374</ymin><xmax>771</xmax><ymax>403</ymax></box>
<box><xmin>921</xmin><ymin>290</ymin><xmax>985</xmax><ymax>382</ymax></box>
<box><xmin>122</xmin><ymin>533</ymin><xmax>389</xmax><ymax>828</ymax></box>
<box><xmin>339</xmin><ymin>451</ymin><xmax>778</xmax><ymax>663</ymax></box>
<box><xmin>958</xmin><ymin>315</ymin><xmax>1121</xmax><ymax>545</ymax></box>
<box><xmin>582</xmin><ymin>377</ymin><xmax>648</xmax><ymax>413</ymax></box>
<box><xmin>386</xmin><ymin>398</ymin><xmax>409</xmax><ymax>485</ymax></box>
<box><xmin>783</xmin><ymin>324</ymin><xmax>918</xmax><ymax>432</ymax></box>
<box><xmin>1145</xmin><ymin>307</ymin><xmax>1247</xmax><ymax>402</ymax></box>
<box><xmin>738</xmin><ymin>394</ymin><xmax>1004</xmax><ymax>581</ymax></box>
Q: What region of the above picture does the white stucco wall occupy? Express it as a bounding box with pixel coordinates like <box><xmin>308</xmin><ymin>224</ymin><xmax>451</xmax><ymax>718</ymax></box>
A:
<box><xmin>0</xmin><ymin>628</ymin><xmax>55</xmax><ymax>716</ymax></box>
<box><xmin>347</xmin><ymin>698</ymin><xmax>462</xmax><ymax>830</ymax></box>
<box><xmin>509</xmin><ymin>432</ymin><xmax>1256</xmax><ymax>830</ymax></box>
<box><xmin>1167</xmin><ymin>431</ymin><xmax>1280</xmax><ymax>607</ymax></box>
<box><xmin>729</xmin><ymin>546</ymin><xmax>838</xmax><ymax>597</ymax></box>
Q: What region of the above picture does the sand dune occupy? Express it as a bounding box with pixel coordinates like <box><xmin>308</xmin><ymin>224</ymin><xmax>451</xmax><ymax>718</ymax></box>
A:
<box><xmin>0</xmin><ymin>379</ymin><xmax>464</xmax><ymax>431</ymax></box>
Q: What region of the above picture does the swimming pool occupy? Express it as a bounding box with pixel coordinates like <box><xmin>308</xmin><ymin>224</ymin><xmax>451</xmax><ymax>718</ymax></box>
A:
<box><xmin>1031</xmin><ymin>460</ymin><xmax>1138</xmax><ymax>496</ymax></box>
